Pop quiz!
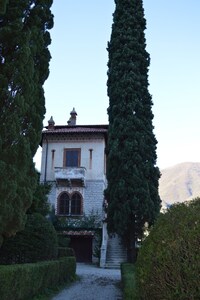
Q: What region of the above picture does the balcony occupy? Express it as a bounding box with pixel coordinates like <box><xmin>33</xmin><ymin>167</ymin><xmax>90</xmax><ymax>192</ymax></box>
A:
<box><xmin>54</xmin><ymin>167</ymin><xmax>86</xmax><ymax>187</ymax></box>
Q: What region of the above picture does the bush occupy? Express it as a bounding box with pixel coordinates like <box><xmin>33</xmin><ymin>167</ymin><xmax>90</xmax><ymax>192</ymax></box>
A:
<box><xmin>135</xmin><ymin>198</ymin><xmax>200</xmax><ymax>300</ymax></box>
<box><xmin>121</xmin><ymin>263</ymin><xmax>137</xmax><ymax>300</ymax></box>
<box><xmin>57</xmin><ymin>234</ymin><xmax>70</xmax><ymax>247</ymax></box>
<box><xmin>0</xmin><ymin>213</ymin><xmax>58</xmax><ymax>264</ymax></box>
<box><xmin>0</xmin><ymin>256</ymin><xmax>76</xmax><ymax>300</ymax></box>
<box><xmin>27</xmin><ymin>172</ymin><xmax>51</xmax><ymax>216</ymax></box>
<box><xmin>58</xmin><ymin>247</ymin><xmax>75</xmax><ymax>258</ymax></box>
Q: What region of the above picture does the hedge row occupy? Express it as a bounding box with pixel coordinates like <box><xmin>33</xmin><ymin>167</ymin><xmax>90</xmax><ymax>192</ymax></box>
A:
<box><xmin>135</xmin><ymin>198</ymin><xmax>200</xmax><ymax>300</ymax></box>
<box><xmin>121</xmin><ymin>263</ymin><xmax>137</xmax><ymax>300</ymax></box>
<box><xmin>0</xmin><ymin>256</ymin><xmax>76</xmax><ymax>300</ymax></box>
<box><xmin>0</xmin><ymin>213</ymin><xmax>58</xmax><ymax>264</ymax></box>
<box><xmin>58</xmin><ymin>247</ymin><xmax>75</xmax><ymax>258</ymax></box>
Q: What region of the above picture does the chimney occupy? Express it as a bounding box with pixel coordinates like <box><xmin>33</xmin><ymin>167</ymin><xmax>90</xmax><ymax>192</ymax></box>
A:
<box><xmin>48</xmin><ymin>116</ymin><xmax>55</xmax><ymax>130</ymax></box>
<box><xmin>67</xmin><ymin>108</ymin><xmax>77</xmax><ymax>126</ymax></box>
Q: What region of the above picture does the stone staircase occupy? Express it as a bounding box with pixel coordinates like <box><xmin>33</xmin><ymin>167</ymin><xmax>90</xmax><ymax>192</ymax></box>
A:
<box><xmin>105</xmin><ymin>234</ymin><xmax>127</xmax><ymax>269</ymax></box>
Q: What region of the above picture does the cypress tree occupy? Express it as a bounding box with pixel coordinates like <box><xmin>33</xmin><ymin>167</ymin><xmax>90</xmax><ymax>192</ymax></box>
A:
<box><xmin>27</xmin><ymin>172</ymin><xmax>51</xmax><ymax>217</ymax></box>
<box><xmin>105</xmin><ymin>0</ymin><xmax>161</xmax><ymax>262</ymax></box>
<box><xmin>0</xmin><ymin>0</ymin><xmax>53</xmax><ymax>246</ymax></box>
<box><xmin>0</xmin><ymin>0</ymin><xmax>9</xmax><ymax>14</ymax></box>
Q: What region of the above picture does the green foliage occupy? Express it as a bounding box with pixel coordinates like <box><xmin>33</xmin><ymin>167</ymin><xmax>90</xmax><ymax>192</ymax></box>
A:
<box><xmin>135</xmin><ymin>198</ymin><xmax>200</xmax><ymax>300</ymax></box>
<box><xmin>27</xmin><ymin>172</ymin><xmax>51</xmax><ymax>216</ymax></box>
<box><xmin>121</xmin><ymin>263</ymin><xmax>137</xmax><ymax>300</ymax></box>
<box><xmin>0</xmin><ymin>213</ymin><xmax>58</xmax><ymax>264</ymax></box>
<box><xmin>57</xmin><ymin>234</ymin><xmax>74</xmax><ymax>258</ymax></box>
<box><xmin>57</xmin><ymin>234</ymin><xmax>70</xmax><ymax>247</ymax></box>
<box><xmin>92</xmin><ymin>229</ymin><xmax>102</xmax><ymax>262</ymax></box>
<box><xmin>105</xmin><ymin>0</ymin><xmax>161</xmax><ymax>261</ymax></box>
<box><xmin>0</xmin><ymin>0</ymin><xmax>53</xmax><ymax>245</ymax></box>
<box><xmin>0</xmin><ymin>257</ymin><xmax>76</xmax><ymax>300</ymax></box>
<box><xmin>0</xmin><ymin>0</ymin><xmax>9</xmax><ymax>14</ymax></box>
<box><xmin>57</xmin><ymin>247</ymin><xmax>75</xmax><ymax>258</ymax></box>
<box><xmin>53</xmin><ymin>210</ymin><xmax>102</xmax><ymax>230</ymax></box>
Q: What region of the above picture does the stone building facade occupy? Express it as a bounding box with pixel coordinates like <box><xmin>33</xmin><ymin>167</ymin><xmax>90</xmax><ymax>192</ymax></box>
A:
<box><xmin>40</xmin><ymin>109</ymin><xmax>108</xmax><ymax>263</ymax></box>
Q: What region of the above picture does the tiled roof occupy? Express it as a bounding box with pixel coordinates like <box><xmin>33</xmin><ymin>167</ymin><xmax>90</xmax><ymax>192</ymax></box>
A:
<box><xmin>43</xmin><ymin>125</ymin><xmax>108</xmax><ymax>134</ymax></box>
<box><xmin>62</xmin><ymin>230</ymin><xmax>95</xmax><ymax>236</ymax></box>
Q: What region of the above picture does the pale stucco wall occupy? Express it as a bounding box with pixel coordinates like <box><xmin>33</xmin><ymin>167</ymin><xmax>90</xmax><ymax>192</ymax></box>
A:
<box><xmin>40</xmin><ymin>135</ymin><xmax>107</xmax><ymax>215</ymax></box>
<box><xmin>40</xmin><ymin>138</ymin><xmax>106</xmax><ymax>182</ymax></box>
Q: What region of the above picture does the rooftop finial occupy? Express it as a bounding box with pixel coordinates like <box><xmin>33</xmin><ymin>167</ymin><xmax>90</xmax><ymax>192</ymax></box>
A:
<box><xmin>48</xmin><ymin>116</ymin><xmax>55</xmax><ymax>130</ymax></box>
<box><xmin>67</xmin><ymin>108</ymin><xmax>77</xmax><ymax>126</ymax></box>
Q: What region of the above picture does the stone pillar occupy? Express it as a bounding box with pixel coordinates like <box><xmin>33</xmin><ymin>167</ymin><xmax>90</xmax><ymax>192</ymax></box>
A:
<box><xmin>100</xmin><ymin>221</ymin><xmax>108</xmax><ymax>268</ymax></box>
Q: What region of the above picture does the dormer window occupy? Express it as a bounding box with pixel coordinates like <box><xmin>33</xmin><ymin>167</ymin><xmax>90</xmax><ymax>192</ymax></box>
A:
<box><xmin>63</xmin><ymin>148</ymin><xmax>81</xmax><ymax>167</ymax></box>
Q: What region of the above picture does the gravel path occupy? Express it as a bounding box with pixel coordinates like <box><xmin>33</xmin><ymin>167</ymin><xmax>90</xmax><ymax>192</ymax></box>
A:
<box><xmin>52</xmin><ymin>263</ymin><xmax>123</xmax><ymax>300</ymax></box>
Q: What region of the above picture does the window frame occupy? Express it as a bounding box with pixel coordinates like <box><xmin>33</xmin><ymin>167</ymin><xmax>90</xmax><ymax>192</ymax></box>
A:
<box><xmin>57</xmin><ymin>191</ymin><xmax>83</xmax><ymax>216</ymax></box>
<box><xmin>57</xmin><ymin>192</ymin><xmax>70</xmax><ymax>215</ymax></box>
<box><xmin>71</xmin><ymin>192</ymin><xmax>82</xmax><ymax>215</ymax></box>
<box><xmin>63</xmin><ymin>148</ymin><xmax>81</xmax><ymax>167</ymax></box>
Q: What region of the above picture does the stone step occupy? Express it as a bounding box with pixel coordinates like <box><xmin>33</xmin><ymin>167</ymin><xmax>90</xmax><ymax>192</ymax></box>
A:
<box><xmin>106</xmin><ymin>256</ymin><xmax>127</xmax><ymax>261</ymax></box>
<box><xmin>106</xmin><ymin>258</ymin><xmax>127</xmax><ymax>262</ymax></box>
<box><xmin>105</xmin><ymin>263</ymin><xmax>122</xmax><ymax>269</ymax></box>
<box><xmin>105</xmin><ymin>235</ymin><xmax>127</xmax><ymax>268</ymax></box>
<box><xmin>107</xmin><ymin>254</ymin><xmax>126</xmax><ymax>257</ymax></box>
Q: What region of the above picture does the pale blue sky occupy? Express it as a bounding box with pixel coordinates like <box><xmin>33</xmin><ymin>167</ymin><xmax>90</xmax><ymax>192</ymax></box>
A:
<box><xmin>34</xmin><ymin>0</ymin><xmax>200</xmax><ymax>170</ymax></box>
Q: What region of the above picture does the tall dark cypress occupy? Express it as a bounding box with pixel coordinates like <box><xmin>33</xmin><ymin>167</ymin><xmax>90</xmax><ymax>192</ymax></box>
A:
<box><xmin>0</xmin><ymin>0</ymin><xmax>9</xmax><ymax>14</ymax></box>
<box><xmin>0</xmin><ymin>0</ymin><xmax>53</xmax><ymax>246</ymax></box>
<box><xmin>105</xmin><ymin>0</ymin><xmax>161</xmax><ymax>262</ymax></box>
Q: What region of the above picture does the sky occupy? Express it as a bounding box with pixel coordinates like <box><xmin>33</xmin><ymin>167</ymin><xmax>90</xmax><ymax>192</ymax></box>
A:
<box><xmin>34</xmin><ymin>0</ymin><xmax>200</xmax><ymax>171</ymax></box>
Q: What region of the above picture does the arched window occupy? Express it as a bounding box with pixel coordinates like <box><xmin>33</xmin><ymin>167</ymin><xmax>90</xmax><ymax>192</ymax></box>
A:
<box><xmin>57</xmin><ymin>192</ymin><xmax>82</xmax><ymax>216</ymax></box>
<box><xmin>58</xmin><ymin>192</ymin><xmax>69</xmax><ymax>215</ymax></box>
<box><xmin>71</xmin><ymin>192</ymin><xmax>82</xmax><ymax>215</ymax></box>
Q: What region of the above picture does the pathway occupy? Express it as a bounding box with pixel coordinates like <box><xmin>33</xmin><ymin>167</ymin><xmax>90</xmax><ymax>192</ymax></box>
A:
<box><xmin>52</xmin><ymin>263</ymin><xmax>123</xmax><ymax>300</ymax></box>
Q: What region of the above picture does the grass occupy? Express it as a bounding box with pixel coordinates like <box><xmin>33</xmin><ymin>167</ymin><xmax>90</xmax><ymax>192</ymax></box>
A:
<box><xmin>121</xmin><ymin>263</ymin><xmax>138</xmax><ymax>300</ymax></box>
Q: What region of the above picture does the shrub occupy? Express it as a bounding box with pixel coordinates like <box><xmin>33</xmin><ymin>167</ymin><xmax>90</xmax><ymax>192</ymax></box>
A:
<box><xmin>135</xmin><ymin>198</ymin><xmax>200</xmax><ymax>300</ymax></box>
<box><xmin>121</xmin><ymin>263</ymin><xmax>137</xmax><ymax>300</ymax></box>
<box><xmin>27</xmin><ymin>172</ymin><xmax>51</xmax><ymax>216</ymax></box>
<box><xmin>53</xmin><ymin>210</ymin><xmax>102</xmax><ymax>230</ymax></box>
<box><xmin>57</xmin><ymin>247</ymin><xmax>75</xmax><ymax>258</ymax></box>
<box><xmin>57</xmin><ymin>234</ymin><xmax>70</xmax><ymax>247</ymax></box>
<box><xmin>0</xmin><ymin>213</ymin><xmax>58</xmax><ymax>264</ymax></box>
<box><xmin>0</xmin><ymin>256</ymin><xmax>76</xmax><ymax>300</ymax></box>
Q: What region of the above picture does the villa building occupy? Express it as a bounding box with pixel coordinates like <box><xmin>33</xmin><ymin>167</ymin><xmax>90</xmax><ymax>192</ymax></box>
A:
<box><xmin>40</xmin><ymin>108</ymin><xmax>127</xmax><ymax>267</ymax></box>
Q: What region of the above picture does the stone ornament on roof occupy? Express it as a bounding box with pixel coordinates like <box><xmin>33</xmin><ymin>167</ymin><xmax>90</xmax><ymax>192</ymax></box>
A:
<box><xmin>48</xmin><ymin>116</ymin><xmax>55</xmax><ymax>130</ymax></box>
<box><xmin>67</xmin><ymin>107</ymin><xmax>77</xmax><ymax>126</ymax></box>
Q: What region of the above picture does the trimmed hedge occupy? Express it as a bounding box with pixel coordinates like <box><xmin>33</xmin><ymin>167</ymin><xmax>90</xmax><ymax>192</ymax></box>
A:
<box><xmin>121</xmin><ymin>263</ymin><xmax>137</xmax><ymax>300</ymax></box>
<box><xmin>58</xmin><ymin>247</ymin><xmax>75</xmax><ymax>258</ymax></box>
<box><xmin>57</xmin><ymin>234</ymin><xmax>70</xmax><ymax>247</ymax></box>
<box><xmin>0</xmin><ymin>256</ymin><xmax>76</xmax><ymax>300</ymax></box>
<box><xmin>0</xmin><ymin>213</ymin><xmax>58</xmax><ymax>264</ymax></box>
<box><xmin>135</xmin><ymin>198</ymin><xmax>200</xmax><ymax>300</ymax></box>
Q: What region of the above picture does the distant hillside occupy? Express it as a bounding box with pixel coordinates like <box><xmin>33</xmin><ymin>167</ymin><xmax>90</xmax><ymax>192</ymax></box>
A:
<box><xmin>159</xmin><ymin>162</ymin><xmax>200</xmax><ymax>208</ymax></box>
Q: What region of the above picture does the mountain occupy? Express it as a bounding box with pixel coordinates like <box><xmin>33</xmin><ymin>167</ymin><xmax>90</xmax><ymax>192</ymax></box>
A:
<box><xmin>159</xmin><ymin>162</ymin><xmax>200</xmax><ymax>208</ymax></box>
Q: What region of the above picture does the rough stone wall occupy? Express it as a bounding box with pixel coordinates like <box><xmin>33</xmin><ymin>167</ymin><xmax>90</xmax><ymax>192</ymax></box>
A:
<box><xmin>47</xmin><ymin>179</ymin><xmax>106</xmax><ymax>217</ymax></box>
<box><xmin>84</xmin><ymin>180</ymin><xmax>106</xmax><ymax>216</ymax></box>
<box><xmin>48</xmin><ymin>182</ymin><xmax>56</xmax><ymax>207</ymax></box>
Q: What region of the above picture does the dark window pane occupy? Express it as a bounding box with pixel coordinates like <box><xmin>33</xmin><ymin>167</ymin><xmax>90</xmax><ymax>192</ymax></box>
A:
<box><xmin>58</xmin><ymin>193</ymin><xmax>69</xmax><ymax>214</ymax></box>
<box><xmin>66</xmin><ymin>150</ymin><xmax>79</xmax><ymax>167</ymax></box>
<box><xmin>71</xmin><ymin>193</ymin><xmax>81</xmax><ymax>215</ymax></box>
